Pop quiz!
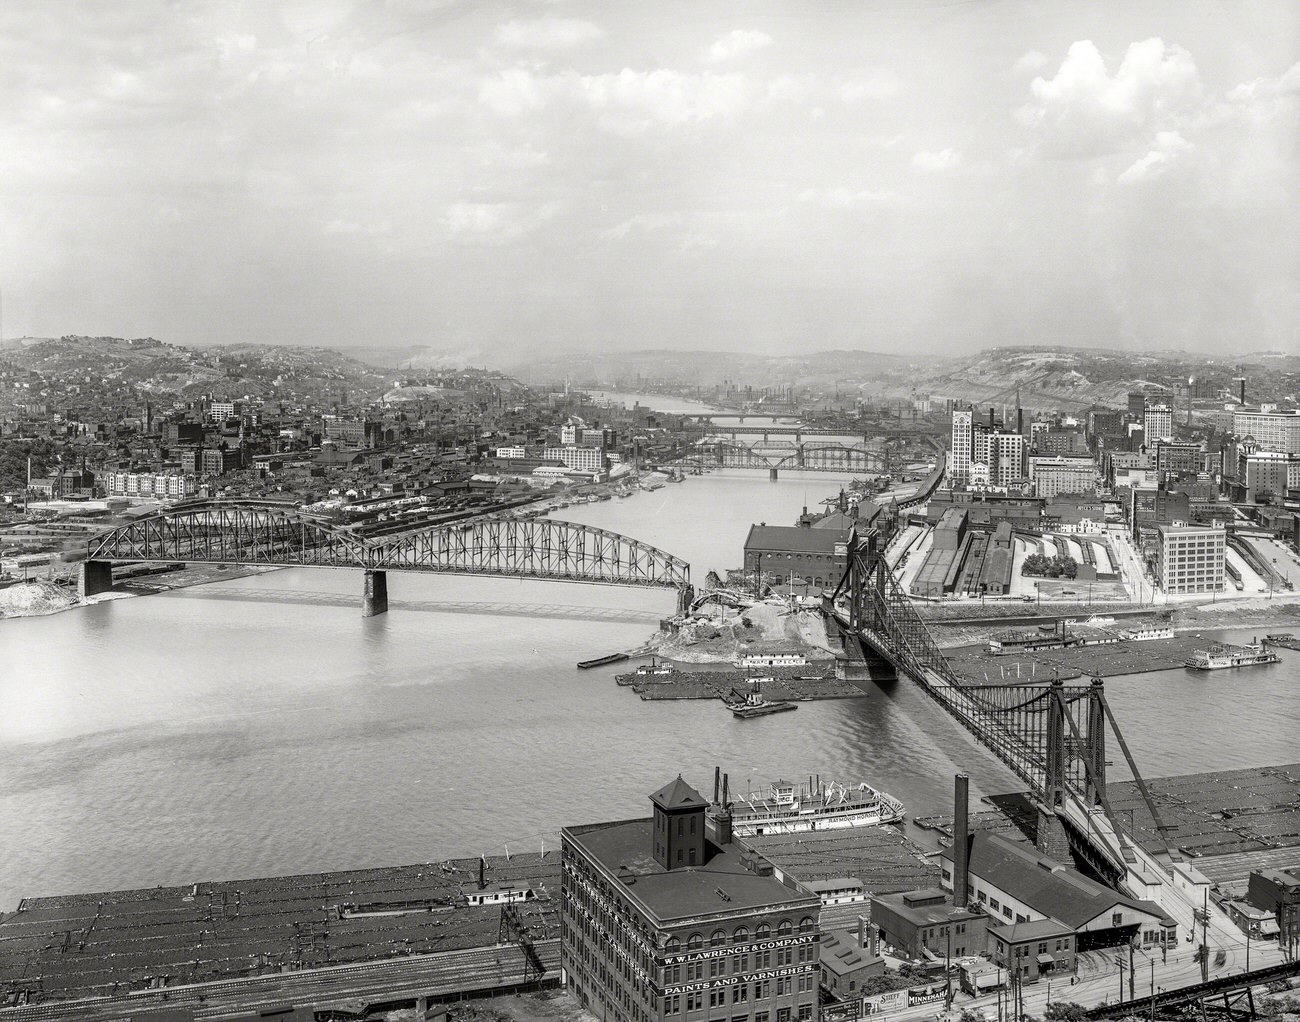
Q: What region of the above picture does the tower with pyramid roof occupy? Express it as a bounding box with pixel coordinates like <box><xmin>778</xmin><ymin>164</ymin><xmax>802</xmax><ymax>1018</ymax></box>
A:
<box><xmin>649</xmin><ymin>775</ymin><xmax>707</xmax><ymax>870</ymax></box>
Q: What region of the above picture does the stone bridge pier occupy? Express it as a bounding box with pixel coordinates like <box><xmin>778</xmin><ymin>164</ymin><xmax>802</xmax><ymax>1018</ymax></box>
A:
<box><xmin>363</xmin><ymin>569</ymin><xmax>389</xmax><ymax>617</ymax></box>
<box><xmin>78</xmin><ymin>559</ymin><xmax>114</xmax><ymax>599</ymax></box>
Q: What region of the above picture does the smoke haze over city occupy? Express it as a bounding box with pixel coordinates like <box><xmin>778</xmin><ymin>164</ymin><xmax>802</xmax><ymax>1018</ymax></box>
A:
<box><xmin>1</xmin><ymin>1</ymin><xmax>1297</xmax><ymax>360</ymax></box>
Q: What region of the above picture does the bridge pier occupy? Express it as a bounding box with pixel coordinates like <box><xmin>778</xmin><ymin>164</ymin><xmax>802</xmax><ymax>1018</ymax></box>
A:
<box><xmin>1036</xmin><ymin>803</ymin><xmax>1072</xmax><ymax>861</ymax></box>
<box><xmin>769</xmin><ymin>468</ymin><xmax>779</xmax><ymax>481</ymax></box>
<box><xmin>363</xmin><ymin>569</ymin><xmax>389</xmax><ymax>617</ymax></box>
<box><xmin>676</xmin><ymin>584</ymin><xmax>695</xmax><ymax>617</ymax></box>
<box><xmin>78</xmin><ymin>559</ymin><xmax>114</xmax><ymax>599</ymax></box>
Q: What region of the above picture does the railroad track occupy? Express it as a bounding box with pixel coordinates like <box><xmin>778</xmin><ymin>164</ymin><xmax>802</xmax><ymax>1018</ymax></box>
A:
<box><xmin>0</xmin><ymin>939</ymin><xmax>560</xmax><ymax>1022</ymax></box>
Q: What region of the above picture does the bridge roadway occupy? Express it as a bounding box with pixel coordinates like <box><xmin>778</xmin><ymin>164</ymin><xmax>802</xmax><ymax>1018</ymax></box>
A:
<box><xmin>851</xmin><ymin>618</ymin><xmax>1269</xmax><ymax>968</ymax></box>
<box><xmin>0</xmin><ymin>939</ymin><xmax>559</xmax><ymax>1021</ymax></box>
<box><xmin>80</xmin><ymin>500</ymin><xmax>694</xmax><ymax>616</ymax></box>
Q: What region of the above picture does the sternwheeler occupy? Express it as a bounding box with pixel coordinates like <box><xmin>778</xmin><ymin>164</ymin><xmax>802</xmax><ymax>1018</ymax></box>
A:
<box><xmin>729</xmin><ymin>777</ymin><xmax>906</xmax><ymax>836</ymax></box>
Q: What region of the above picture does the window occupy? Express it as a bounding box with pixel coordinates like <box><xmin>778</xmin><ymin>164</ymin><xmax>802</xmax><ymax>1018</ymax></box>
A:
<box><xmin>686</xmin><ymin>992</ymin><xmax>703</xmax><ymax>1011</ymax></box>
<box><xmin>735</xmin><ymin>985</ymin><xmax>749</xmax><ymax>1004</ymax></box>
<box><xmin>799</xmin><ymin>1007</ymin><xmax>813</xmax><ymax>1022</ymax></box>
<box><xmin>777</xmin><ymin>920</ymin><xmax>793</xmax><ymax>936</ymax></box>
<box><xmin>734</xmin><ymin>926</ymin><xmax>750</xmax><ymax>944</ymax></box>
<box><xmin>665</xmin><ymin>937</ymin><xmax>680</xmax><ymax>951</ymax></box>
<box><xmin>709</xmin><ymin>990</ymin><xmax>727</xmax><ymax>1008</ymax></box>
<box><xmin>756</xmin><ymin>1013</ymin><xmax>770</xmax><ymax>1022</ymax></box>
<box><xmin>777</xmin><ymin>1010</ymin><xmax>791</xmax><ymax>1022</ymax></box>
<box><xmin>1002</xmin><ymin>906</ymin><xmax>1013</xmax><ymax>919</ymax></box>
<box><xmin>687</xmin><ymin>934</ymin><xmax>702</xmax><ymax>950</ymax></box>
<box><xmin>711</xmin><ymin>930</ymin><xmax>726</xmax><ymax>947</ymax></box>
<box><xmin>799</xmin><ymin>916</ymin><xmax>814</xmax><ymax>934</ymax></box>
<box><xmin>709</xmin><ymin>961</ymin><xmax>723</xmax><ymax>978</ymax></box>
<box><xmin>989</xmin><ymin>898</ymin><xmax>1000</xmax><ymax>910</ymax></box>
<box><xmin>1112</xmin><ymin>912</ymin><xmax>1123</xmax><ymax>927</ymax></box>
<box><xmin>756</xmin><ymin>923</ymin><xmax>771</xmax><ymax>938</ymax></box>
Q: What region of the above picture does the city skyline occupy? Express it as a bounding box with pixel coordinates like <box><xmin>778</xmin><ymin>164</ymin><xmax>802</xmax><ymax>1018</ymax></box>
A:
<box><xmin>1</xmin><ymin>1</ymin><xmax>1297</xmax><ymax>358</ymax></box>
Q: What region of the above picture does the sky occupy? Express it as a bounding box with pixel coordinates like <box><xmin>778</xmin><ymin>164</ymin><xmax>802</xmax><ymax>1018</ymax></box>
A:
<box><xmin>0</xmin><ymin>1</ymin><xmax>1297</xmax><ymax>362</ymax></box>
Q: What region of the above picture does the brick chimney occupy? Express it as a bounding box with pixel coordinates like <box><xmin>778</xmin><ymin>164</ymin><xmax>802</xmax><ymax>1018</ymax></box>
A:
<box><xmin>953</xmin><ymin>773</ymin><xmax>970</xmax><ymax>907</ymax></box>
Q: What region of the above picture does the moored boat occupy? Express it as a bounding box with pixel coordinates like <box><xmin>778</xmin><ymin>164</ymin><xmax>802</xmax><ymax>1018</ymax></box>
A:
<box><xmin>729</xmin><ymin>776</ymin><xmax>906</xmax><ymax>836</ymax></box>
<box><xmin>1184</xmin><ymin>642</ymin><xmax>1280</xmax><ymax>670</ymax></box>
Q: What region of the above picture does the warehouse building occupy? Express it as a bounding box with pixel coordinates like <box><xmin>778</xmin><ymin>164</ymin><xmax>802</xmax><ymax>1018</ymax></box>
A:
<box><xmin>561</xmin><ymin>777</ymin><xmax>823</xmax><ymax>1022</ymax></box>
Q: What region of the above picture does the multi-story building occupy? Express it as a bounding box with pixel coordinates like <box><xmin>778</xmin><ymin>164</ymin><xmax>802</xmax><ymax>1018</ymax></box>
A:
<box><xmin>1155</xmin><ymin>524</ymin><xmax>1225</xmax><ymax>595</ymax></box>
<box><xmin>561</xmin><ymin>778</ymin><xmax>822</xmax><ymax>1022</ymax></box>
<box><xmin>1143</xmin><ymin>405</ymin><xmax>1174</xmax><ymax>443</ymax></box>
<box><xmin>1247</xmin><ymin>869</ymin><xmax>1300</xmax><ymax>959</ymax></box>
<box><xmin>949</xmin><ymin>409</ymin><xmax>975</xmax><ymax>486</ymax></box>
<box><xmin>544</xmin><ymin>445</ymin><xmax>607</xmax><ymax>473</ymax></box>
<box><xmin>1237</xmin><ymin>450</ymin><xmax>1300</xmax><ymax>502</ymax></box>
<box><xmin>1233</xmin><ymin>410</ymin><xmax>1300</xmax><ymax>455</ymax></box>
<box><xmin>986</xmin><ymin>432</ymin><xmax>1027</xmax><ymax>489</ymax></box>
<box><xmin>1036</xmin><ymin>429</ymin><xmax>1087</xmax><ymax>456</ymax></box>
<box><xmin>743</xmin><ymin>525</ymin><xmax>852</xmax><ymax>590</ymax></box>
<box><xmin>1028</xmin><ymin>455</ymin><xmax>1097</xmax><ymax>499</ymax></box>
<box><xmin>322</xmin><ymin>414</ymin><xmax>368</xmax><ymax>449</ymax></box>
<box><xmin>1152</xmin><ymin>440</ymin><xmax>1203</xmax><ymax>481</ymax></box>
<box><xmin>105</xmin><ymin>471</ymin><xmax>198</xmax><ymax>500</ymax></box>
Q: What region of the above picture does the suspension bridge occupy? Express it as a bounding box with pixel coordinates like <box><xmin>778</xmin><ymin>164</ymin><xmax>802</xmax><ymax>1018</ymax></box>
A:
<box><xmin>80</xmin><ymin>499</ymin><xmax>693</xmax><ymax>616</ymax></box>
<box><xmin>828</xmin><ymin>527</ymin><xmax>1274</xmax><ymax>961</ymax></box>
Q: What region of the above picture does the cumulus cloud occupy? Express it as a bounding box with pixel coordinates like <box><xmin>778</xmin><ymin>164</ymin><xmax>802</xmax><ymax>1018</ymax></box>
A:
<box><xmin>495</xmin><ymin>16</ymin><xmax>603</xmax><ymax>51</ymax></box>
<box><xmin>579</xmin><ymin>69</ymin><xmax>752</xmax><ymax>131</ymax></box>
<box><xmin>1117</xmin><ymin>130</ymin><xmax>1192</xmax><ymax>184</ymax></box>
<box><xmin>479</xmin><ymin>67</ymin><xmax>547</xmax><ymax>116</ymax></box>
<box><xmin>912</xmin><ymin>148</ymin><xmax>961</xmax><ymax>171</ymax></box>
<box><xmin>1017</xmin><ymin>38</ymin><xmax>1202</xmax><ymax>157</ymax></box>
<box><xmin>706</xmin><ymin>29</ymin><xmax>772</xmax><ymax>63</ymax></box>
<box><xmin>1011</xmin><ymin>50</ymin><xmax>1049</xmax><ymax>76</ymax></box>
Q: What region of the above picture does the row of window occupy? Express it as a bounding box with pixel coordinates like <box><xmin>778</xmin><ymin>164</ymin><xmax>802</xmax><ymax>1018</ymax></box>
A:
<box><xmin>666</xmin><ymin>918</ymin><xmax>815</xmax><ymax>951</ymax></box>
<box><xmin>663</xmin><ymin>990</ymin><xmax>816</xmax><ymax>1017</ymax></box>
<box><xmin>665</xmin><ymin>945</ymin><xmax>813</xmax><ymax>983</ymax></box>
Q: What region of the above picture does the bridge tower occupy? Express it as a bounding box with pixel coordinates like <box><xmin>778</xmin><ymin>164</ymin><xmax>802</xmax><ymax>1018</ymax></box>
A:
<box><xmin>1035</xmin><ymin>680</ymin><xmax>1073</xmax><ymax>860</ymax></box>
<box><xmin>1085</xmin><ymin>677</ymin><xmax>1107</xmax><ymax>806</ymax></box>
<box><xmin>78</xmin><ymin>559</ymin><xmax>114</xmax><ymax>599</ymax></box>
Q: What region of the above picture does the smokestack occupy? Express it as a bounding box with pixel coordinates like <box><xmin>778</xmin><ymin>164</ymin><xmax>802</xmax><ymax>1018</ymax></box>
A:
<box><xmin>722</xmin><ymin>773</ymin><xmax>729</xmax><ymax>805</ymax></box>
<box><xmin>858</xmin><ymin>915</ymin><xmax>866</xmax><ymax>948</ymax></box>
<box><xmin>478</xmin><ymin>855</ymin><xmax>486</xmax><ymax>890</ymax></box>
<box><xmin>714</xmin><ymin>766</ymin><xmax>721</xmax><ymax>805</ymax></box>
<box><xmin>1017</xmin><ymin>408</ymin><xmax>1024</xmax><ymax>436</ymax></box>
<box><xmin>988</xmin><ymin>407</ymin><xmax>995</xmax><ymax>429</ymax></box>
<box><xmin>713</xmin><ymin>773</ymin><xmax>733</xmax><ymax>846</ymax></box>
<box><xmin>953</xmin><ymin>773</ymin><xmax>970</xmax><ymax>907</ymax></box>
<box><xmin>1239</xmin><ymin>378</ymin><xmax>1246</xmax><ymax>405</ymax></box>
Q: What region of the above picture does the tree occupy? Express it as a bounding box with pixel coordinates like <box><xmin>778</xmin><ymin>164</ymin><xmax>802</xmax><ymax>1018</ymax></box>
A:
<box><xmin>1044</xmin><ymin>1002</ymin><xmax>1089</xmax><ymax>1022</ymax></box>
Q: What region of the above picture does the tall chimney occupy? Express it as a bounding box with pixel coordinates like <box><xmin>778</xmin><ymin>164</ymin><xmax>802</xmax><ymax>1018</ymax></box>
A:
<box><xmin>714</xmin><ymin>766</ymin><xmax>721</xmax><ymax>805</ymax></box>
<box><xmin>1239</xmin><ymin>378</ymin><xmax>1246</xmax><ymax>405</ymax></box>
<box><xmin>953</xmin><ymin>773</ymin><xmax>970</xmax><ymax>907</ymax></box>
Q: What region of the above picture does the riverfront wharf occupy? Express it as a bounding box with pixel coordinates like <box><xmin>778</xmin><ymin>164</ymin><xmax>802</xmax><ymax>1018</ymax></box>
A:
<box><xmin>0</xmin><ymin>853</ymin><xmax>559</xmax><ymax>1008</ymax></box>
<box><xmin>916</xmin><ymin>763</ymin><xmax>1300</xmax><ymax>901</ymax></box>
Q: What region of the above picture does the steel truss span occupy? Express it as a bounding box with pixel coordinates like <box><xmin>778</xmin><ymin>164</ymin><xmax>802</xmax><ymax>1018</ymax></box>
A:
<box><xmin>86</xmin><ymin>500</ymin><xmax>691</xmax><ymax>589</ymax></box>
<box><xmin>686</xmin><ymin>440</ymin><xmax>887</xmax><ymax>473</ymax></box>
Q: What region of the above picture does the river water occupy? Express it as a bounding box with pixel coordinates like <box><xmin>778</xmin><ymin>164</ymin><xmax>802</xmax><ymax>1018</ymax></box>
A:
<box><xmin>2</xmin><ymin>467</ymin><xmax>1298</xmax><ymax>913</ymax></box>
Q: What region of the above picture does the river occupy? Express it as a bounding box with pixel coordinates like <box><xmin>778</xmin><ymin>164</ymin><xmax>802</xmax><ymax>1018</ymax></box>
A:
<box><xmin>1</xmin><ymin>467</ymin><xmax>1298</xmax><ymax>912</ymax></box>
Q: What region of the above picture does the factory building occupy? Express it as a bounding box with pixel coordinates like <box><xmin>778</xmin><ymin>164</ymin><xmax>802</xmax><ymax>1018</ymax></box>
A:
<box><xmin>1155</xmin><ymin>524</ymin><xmax>1225</xmax><ymax>595</ymax></box>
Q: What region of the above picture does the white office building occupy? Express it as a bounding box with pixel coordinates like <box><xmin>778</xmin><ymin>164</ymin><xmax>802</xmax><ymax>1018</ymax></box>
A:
<box><xmin>1232</xmin><ymin>410</ymin><xmax>1300</xmax><ymax>455</ymax></box>
<box><xmin>1156</xmin><ymin>524</ymin><xmax>1225</xmax><ymax>595</ymax></box>
<box><xmin>1029</xmin><ymin>455</ymin><xmax>1098</xmax><ymax>498</ymax></box>
<box><xmin>1144</xmin><ymin>405</ymin><xmax>1174</xmax><ymax>443</ymax></box>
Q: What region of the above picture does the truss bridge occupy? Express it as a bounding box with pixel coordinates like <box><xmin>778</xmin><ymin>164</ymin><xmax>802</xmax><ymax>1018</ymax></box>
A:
<box><xmin>680</xmin><ymin>439</ymin><xmax>888</xmax><ymax>477</ymax></box>
<box><xmin>80</xmin><ymin>499</ymin><xmax>693</xmax><ymax>616</ymax></box>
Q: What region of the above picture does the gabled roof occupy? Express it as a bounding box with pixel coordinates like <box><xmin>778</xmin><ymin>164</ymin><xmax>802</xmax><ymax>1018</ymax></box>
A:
<box><xmin>941</xmin><ymin>831</ymin><xmax>1172</xmax><ymax>929</ymax></box>
<box><xmin>650</xmin><ymin>775</ymin><xmax>707</xmax><ymax>811</ymax></box>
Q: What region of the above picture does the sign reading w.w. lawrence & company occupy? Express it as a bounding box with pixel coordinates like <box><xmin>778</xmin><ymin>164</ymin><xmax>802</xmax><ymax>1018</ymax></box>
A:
<box><xmin>662</xmin><ymin>933</ymin><xmax>816</xmax><ymax>966</ymax></box>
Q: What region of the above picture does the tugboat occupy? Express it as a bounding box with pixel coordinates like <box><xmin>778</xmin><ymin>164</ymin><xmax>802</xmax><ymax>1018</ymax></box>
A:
<box><xmin>725</xmin><ymin>677</ymin><xmax>797</xmax><ymax>719</ymax></box>
<box><xmin>1184</xmin><ymin>640</ymin><xmax>1280</xmax><ymax>670</ymax></box>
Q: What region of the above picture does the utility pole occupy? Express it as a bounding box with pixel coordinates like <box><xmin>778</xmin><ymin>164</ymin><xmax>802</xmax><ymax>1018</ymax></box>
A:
<box><xmin>1129</xmin><ymin>941</ymin><xmax>1135</xmax><ymax>1000</ymax></box>
<box><xmin>945</xmin><ymin>927</ymin><xmax>952</xmax><ymax>1009</ymax></box>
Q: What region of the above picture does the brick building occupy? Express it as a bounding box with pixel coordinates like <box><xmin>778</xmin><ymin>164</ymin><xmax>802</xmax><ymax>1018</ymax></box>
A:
<box><xmin>561</xmin><ymin>778</ymin><xmax>822</xmax><ymax>1022</ymax></box>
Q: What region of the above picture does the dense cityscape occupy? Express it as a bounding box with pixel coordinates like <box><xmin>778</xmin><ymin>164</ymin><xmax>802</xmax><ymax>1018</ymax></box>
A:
<box><xmin>3</xmin><ymin>2</ymin><xmax>1300</xmax><ymax>1022</ymax></box>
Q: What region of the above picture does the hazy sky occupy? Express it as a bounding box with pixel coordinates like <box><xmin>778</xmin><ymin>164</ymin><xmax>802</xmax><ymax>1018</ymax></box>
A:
<box><xmin>1</xmin><ymin>1</ymin><xmax>1297</xmax><ymax>361</ymax></box>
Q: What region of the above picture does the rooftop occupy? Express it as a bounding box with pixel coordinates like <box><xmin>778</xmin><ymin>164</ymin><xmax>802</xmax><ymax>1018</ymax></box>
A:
<box><xmin>564</xmin><ymin>818</ymin><xmax>817</xmax><ymax>924</ymax></box>
<box><xmin>871</xmin><ymin>888</ymin><xmax>982</xmax><ymax>927</ymax></box>
<box><xmin>820</xmin><ymin>931</ymin><xmax>881</xmax><ymax>977</ymax></box>
<box><xmin>988</xmin><ymin>918</ymin><xmax>1075</xmax><ymax>943</ymax></box>
<box><xmin>744</xmin><ymin>524</ymin><xmax>850</xmax><ymax>555</ymax></box>
<box><xmin>940</xmin><ymin>832</ymin><xmax>1174</xmax><ymax>929</ymax></box>
<box><xmin>650</xmin><ymin>775</ymin><xmax>707</xmax><ymax>812</ymax></box>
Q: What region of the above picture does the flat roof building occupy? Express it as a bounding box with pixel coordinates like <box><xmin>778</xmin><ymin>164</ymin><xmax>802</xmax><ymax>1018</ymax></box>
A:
<box><xmin>1155</xmin><ymin>524</ymin><xmax>1225</xmax><ymax>596</ymax></box>
<box><xmin>561</xmin><ymin>777</ymin><xmax>823</xmax><ymax>1022</ymax></box>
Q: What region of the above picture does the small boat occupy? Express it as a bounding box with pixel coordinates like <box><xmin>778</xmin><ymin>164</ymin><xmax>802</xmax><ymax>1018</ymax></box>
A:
<box><xmin>577</xmin><ymin>652</ymin><xmax>630</xmax><ymax>670</ymax></box>
<box><xmin>725</xmin><ymin>677</ymin><xmax>796</xmax><ymax>719</ymax></box>
<box><xmin>1184</xmin><ymin>642</ymin><xmax>1280</xmax><ymax>670</ymax></box>
<box><xmin>634</xmin><ymin>657</ymin><xmax>674</xmax><ymax>677</ymax></box>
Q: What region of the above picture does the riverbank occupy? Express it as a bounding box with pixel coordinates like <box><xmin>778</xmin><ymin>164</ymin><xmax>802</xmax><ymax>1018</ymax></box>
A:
<box><xmin>0</xmin><ymin>563</ymin><xmax>281</xmax><ymax>620</ymax></box>
<box><xmin>615</xmin><ymin>667</ymin><xmax>863</xmax><ymax>701</ymax></box>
